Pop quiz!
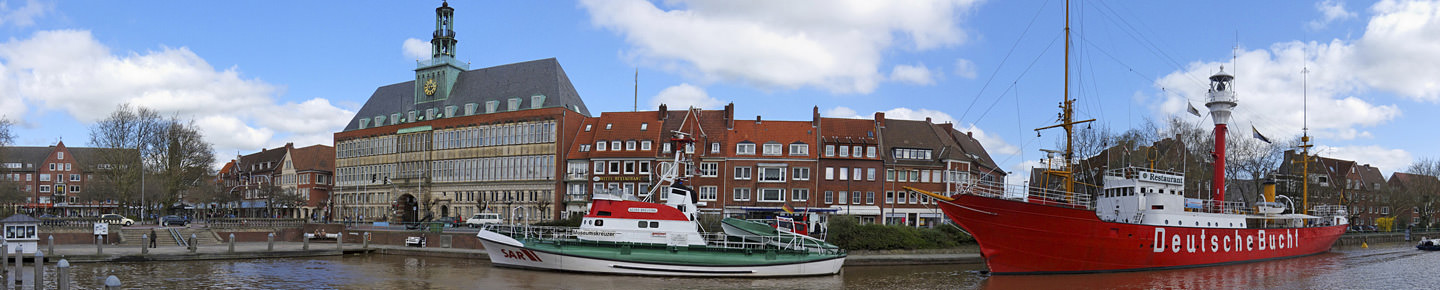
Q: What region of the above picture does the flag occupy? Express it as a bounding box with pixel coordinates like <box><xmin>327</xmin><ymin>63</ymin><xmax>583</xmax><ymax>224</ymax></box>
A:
<box><xmin>782</xmin><ymin>203</ymin><xmax>795</xmax><ymax>214</ymax></box>
<box><xmin>1252</xmin><ymin>125</ymin><xmax>1272</xmax><ymax>144</ymax></box>
<box><xmin>1187</xmin><ymin>102</ymin><xmax>1201</xmax><ymax>117</ymax></box>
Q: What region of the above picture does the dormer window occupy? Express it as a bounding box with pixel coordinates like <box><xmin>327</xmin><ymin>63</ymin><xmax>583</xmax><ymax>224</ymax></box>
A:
<box><xmin>640</xmin><ymin>123</ymin><xmax>649</xmax><ymax>131</ymax></box>
<box><xmin>605</xmin><ymin>123</ymin><xmax>613</xmax><ymax>130</ymax></box>
<box><xmin>736</xmin><ymin>142</ymin><xmax>756</xmax><ymax>155</ymax></box>
<box><xmin>584</xmin><ymin>124</ymin><xmax>592</xmax><ymax>132</ymax></box>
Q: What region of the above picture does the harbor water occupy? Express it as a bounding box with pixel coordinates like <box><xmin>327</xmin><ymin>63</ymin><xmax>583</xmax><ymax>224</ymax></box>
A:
<box><xmin>65</xmin><ymin>243</ymin><xmax>1433</xmax><ymax>289</ymax></box>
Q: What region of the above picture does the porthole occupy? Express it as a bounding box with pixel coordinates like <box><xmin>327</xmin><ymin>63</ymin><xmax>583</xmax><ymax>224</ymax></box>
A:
<box><xmin>1165</xmin><ymin>220</ymin><xmax>1169</xmax><ymax>225</ymax></box>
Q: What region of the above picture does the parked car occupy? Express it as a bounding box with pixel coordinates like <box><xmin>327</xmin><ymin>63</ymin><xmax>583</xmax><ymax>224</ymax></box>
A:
<box><xmin>436</xmin><ymin>216</ymin><xmax>465</xmax><ymax>227</ymax></box>
<box><xmin>99</xmin><ymin>214</ymin><xmax>135</xmax><ymax>226</ymax></box>
<box><xmin>160</xmin><ymin>215</ymin><xmax>189</xmax><ymax>227</ymax></box>
<box><xmin>466</xmin><ymin>213</ymin><xmax>503</xmax><ymax>227</ymax></box>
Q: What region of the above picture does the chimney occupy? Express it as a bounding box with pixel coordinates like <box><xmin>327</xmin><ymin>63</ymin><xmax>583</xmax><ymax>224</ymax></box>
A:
<box><xmin>941</xmin><ymin>123</ymin><xmax>953</xmax><ymax>132</ymax></box>
<box><xmin>925</xmin><ymin>117</ymin><xmax>932</xmax><ymax>123</ymax></box>
<box><xmin>659</xmin><ymin>104</ymin><xmax>668</xmax><ymax>120</ymax></box>
<box><xmin>812</xmin><ymin>106</ymin><xmax>820</xmax><ymax>128</ymax></box>
<box><xmin>874</xmin><ymin>112</ymin><xmax>886</xmax><ymax>128</ymax></box>
<box><xmin>967</xmin><ymin>131</ymin><xmax>973</xmax><ymax>137</ymax></box>
<box><xmin>756</xmin><ymin>115</ymin><xmax>762</xmax><ymax>124</ymax></box>
<box><xmin>725</xmin><ymin>103</ymin><xmax>735</xmax><ymax>129</ymax></box>
<box><xmin>286</xmin><ymin>142</ymin><xmax>294</xmax><ymax>150</ymax></box>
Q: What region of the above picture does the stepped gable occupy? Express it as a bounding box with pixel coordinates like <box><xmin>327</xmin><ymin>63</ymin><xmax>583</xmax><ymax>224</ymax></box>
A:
<box><xmin>342</xmin><ymin>58</ymin><xmax>591</xmax><ymax>132</ymax></box>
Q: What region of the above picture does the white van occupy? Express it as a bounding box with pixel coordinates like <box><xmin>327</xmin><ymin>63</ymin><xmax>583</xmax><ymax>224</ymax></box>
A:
<box><xmin>466</xmin><ymin>213</ymin><xmax>503</xmax><ymax>227</ymax></box>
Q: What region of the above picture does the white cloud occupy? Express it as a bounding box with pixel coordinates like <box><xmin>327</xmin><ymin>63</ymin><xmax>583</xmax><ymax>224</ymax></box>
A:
<box><xmin>874</xmin><ymin>107</ymin><xmax>957</xmax><ymax>124</ymax></box>
<box><xmin>889</xmin><ymin>63</ymin><xmax>935</xmax><ymax>85</ymax></box>
<box><xmin>1309</xmin><ymin>0</ymin><xmax>1359</xmax><ymax>30</ymax></box>
<box><xmin>1154</xmin><ymin>39</ymin><xmax>1398</xmax><ymax>142</ymax></box>
<box><xmin>0</xmin><ymin>30</ymin><xmax>354</xmax><ymax>168</ymax></box>
<box><xmin>580</xmin><ymin>0</ymin><xmax>980</xmax><ymax>94</ymax></box>
<box><xmin>650</xmin><ymin>83</ymin><xmax>723</xmax><ymax>109</ymax></box>
<box><xmin>0</xmin><ymin>0</ymin><xmax>49</xmax><ymax>28</ymax></box>
<box><xmin>959</xmin><ymin>123</ymin><xmax>1019</xmax><ymax>155</ymax></box>
<box><xmin>1317</xmin><ymin>144</ymin><xmax>1413</xmax><ymax>175</ymax></box>
<box><xmin>822</xmin><ymin>106</ymin><xmax>862</xmax><ymax>119</ymax></box>
<box><xmin>402</xmin><ymin>38</ymin><xmax>429</xmax><ymax>61</ymax></box>
<box><xmin>953</xmin><ymin>58</ymin><xmax>977</xmax><ymax>79</ymax></box>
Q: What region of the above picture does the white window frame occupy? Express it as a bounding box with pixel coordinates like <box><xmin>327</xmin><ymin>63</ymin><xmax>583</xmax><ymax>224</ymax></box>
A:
<box><xmin>839</xmin><ymin>146</ymin><xmax>849</xmax><ymax>157</ymax></box>
<box><xmin>791</xmin><ymin>188</ymin><xmax>809</xmax><ymax>202</ymax></box>
<box><xmin>762</xmin><ymin>143</ymin><xmax>783</xmax><ymax>156</ymax></box>
<box><xmin>758</xmin><ymin>167</ymin><xmax>786</xmax><ymax>182</ymax></box>
<box><xmin>594</xmin><ymin>161</ymin><xmax>605</xmax><ymax>175</ymax></box>
<box><xmin>626</xmin><ymin>141</ymin><xmax>637</xmax><ymax>151</ymax></box>
<box><xmin>789</xmin><ymin>144</ymin><xmax>809</xmax><ymax>156</ymax></box>
<box><xmin>825</xmin><ymin>167</ymin><xmax>834</xmax><ymax>180</ymax></box>
<box><xmin>793</xmin><ymin>167</ymin><xmax>810</xmax><ymax>181</ymax></box>
<box><xmin>711</xmin><ymin>142</ymin><xmax>720</xmax><ymax>153</ymax></box>
<box><xmin>867</xmin><ymin>168</ymin><xmax>876</xmax><ymax>181</ymax></box>
<box><xmin>758</xmin><ymin>188</ymin><xmax>786</xmax><ymax>202</ymax></box>
<box><xmin>699</xmin><ymin>186</ymin><xmax>718</xmax><ymax>201</ymax></box>
<box><xmin>867</xmin><ymin>146</ymin><xmax>877</xmax><ymax>158</ymax></box>
<box><xmin>596</xmin><ymin>141</ymin><xmax>607</xmax><ymax>151</ymax></box>
<box><xmin>700</xmin><ymin>162</ymin><xmax>719</xmax><ymax>177</ymax></box>
<box><xmin>734</xmin><ymin>166</ymin><xmax>752</xmax><ymax>180</ymax></box>
<box><xmin>737</xmin><ymin>143</ymin><xmax>756</xmax><ymax>155</ymax></box>
<box><xmin>825</xmin><ymin>145</ymin><xmax>835</xmax><ymax>157</ymax></box>
<box><xmin>639</xmin><ymin>161</ymin><xmax>651</xmax><ymax>175</ymax></box>
<box><xmin>641</xmin><ymin>140</ymin><xmax>652</xmax><ymax>151</ymax></box>
<box><xmin>733</xmin><ymin>188</ymin><xmax>751</xmax><ymax>201</ymax></box>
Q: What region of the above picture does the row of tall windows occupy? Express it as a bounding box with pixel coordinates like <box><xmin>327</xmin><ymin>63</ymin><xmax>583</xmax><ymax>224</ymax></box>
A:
<box><xmin>431</xmin><ymin>155</ymin><xmax>556</xmax><ymax>182</ymax></box>
<box><xmin>337</xmin><ymin>164</ymin><xmax>398</xmax><ymax>186</ymax></box>
<box><xmin>885</xmin><ymin>169</ymin><xmax>962</xmax><ymax>184</ymax></box>
<box><xmin>592</xmin><ymin>160</ymin><xmax>652</xmax><ymax>175</ymax></box>
<box><xmin>337</xmin><ymin>136</ymin><xmax>398</xmax><ymax>159</ymax></box>
<box><xmin>735</xmin><ymin>142</ymin><xmax>810</xmax><ymax>156</ymax></box>
<box><xmin>824</xmin><ymin>145</ymin><xmax>878</xmax><ymax>158</ymax></box>
<box><xmin>433</xmin><ymin>120</ymin><xmax>557</xmax><ymax>150</ymax></box>
<box><xmin>824</xmin><ymin>167</ymin><xmax>877</xmax><ymax>181</ymax></box>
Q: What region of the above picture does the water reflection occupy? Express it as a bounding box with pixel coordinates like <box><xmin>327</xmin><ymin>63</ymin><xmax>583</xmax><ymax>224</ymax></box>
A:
<box><xmin>66</xmin><ymin>243</ymin><xmax>1435</xmax><ymax>289</ymax></box>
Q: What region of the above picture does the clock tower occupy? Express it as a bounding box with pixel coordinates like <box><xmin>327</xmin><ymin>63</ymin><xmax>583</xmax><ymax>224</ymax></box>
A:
<box><xmin>415</xmin><ymin>1</ymin><xmax>468</xmax><ymax>104</ymax></box>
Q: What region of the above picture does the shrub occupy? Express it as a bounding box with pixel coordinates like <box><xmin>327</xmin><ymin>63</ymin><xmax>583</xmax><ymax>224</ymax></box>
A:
<box><xmin>826</xmin><ymin>215</ymin><xmax>973</xmax><ymax>251</ymax></box>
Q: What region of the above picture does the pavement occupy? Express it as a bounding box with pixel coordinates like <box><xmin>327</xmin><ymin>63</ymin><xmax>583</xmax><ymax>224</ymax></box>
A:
<box><xmin>34</xmin><ymin>241</ymin><xmax>983</xmax><ymax>267</ymax></box>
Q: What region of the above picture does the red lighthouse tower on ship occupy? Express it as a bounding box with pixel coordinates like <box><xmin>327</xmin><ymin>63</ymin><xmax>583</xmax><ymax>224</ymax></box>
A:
<box><xmin>1205</xmin><ymin>68</ymin><xmax>1237</xmax><ymax>204</ymax></box>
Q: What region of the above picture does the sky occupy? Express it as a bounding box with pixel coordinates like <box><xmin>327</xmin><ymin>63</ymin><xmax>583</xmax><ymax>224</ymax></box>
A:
<box><xmin>2</xmin><ymin>0</ymin><xmax>1439</xmax><ymax>184</ymax></box>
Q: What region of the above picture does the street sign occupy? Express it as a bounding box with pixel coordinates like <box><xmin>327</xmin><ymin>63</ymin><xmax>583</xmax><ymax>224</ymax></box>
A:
<box><xmin>93</xmin><ymin>222</ymin><xmax>109</xmax><ymax>236</ymax></box>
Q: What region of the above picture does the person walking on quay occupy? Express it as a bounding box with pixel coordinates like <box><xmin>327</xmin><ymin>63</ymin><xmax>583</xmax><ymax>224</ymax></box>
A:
<box><xmin>149</xmin><ymin>228</ymin><xmax>158</xmax><ymax>248</ymax></box>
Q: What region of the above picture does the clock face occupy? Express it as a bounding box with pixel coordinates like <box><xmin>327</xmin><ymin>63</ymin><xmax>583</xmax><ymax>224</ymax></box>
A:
<box><xmin>424</xmin><ymin>78</ymin><xmax>438</xmax><ymax>96</ymax></box>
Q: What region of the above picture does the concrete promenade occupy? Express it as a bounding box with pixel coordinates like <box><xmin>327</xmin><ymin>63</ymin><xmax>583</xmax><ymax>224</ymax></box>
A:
<box><xmin>42</xmin><ymin>241</ymin><xmax>984</xmax><ymax>266</ymax></box>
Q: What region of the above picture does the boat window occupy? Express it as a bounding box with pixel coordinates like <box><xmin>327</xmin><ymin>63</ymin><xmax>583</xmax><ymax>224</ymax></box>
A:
<box><xmin>596</xmin><ymin>220</ymin><xmax>604</xmax><ymax>227</ymax></box>
<box><xmin>598</xmin><ymin>211</ymin><xmax>612</xmax><ymax>216</ymax></box>
<box><xmin>1165</xmin><ymin>220</ymin><xmax>1169</xmax><ymax>224</ymax></box>
<box><xmin>1152</xmin><ymin>205</ymin><xmax>1164</xmax><ymax>210</ymax></box>
<box><xmin>650</xmin><ymin>221</ymin><xmax>659</xmax><ymax>228</ymax></box>
<box><xmin>638</xmin><ymin>221</ymin><xmax>648</xmax><ymax>228</ymax></box>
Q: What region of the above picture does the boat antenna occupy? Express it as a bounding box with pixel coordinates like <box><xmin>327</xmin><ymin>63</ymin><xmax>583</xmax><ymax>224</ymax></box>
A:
<box><xmin>1299</xmin><ymin>59</ymin><xmax>1313</xmax><ymax>214</ymax></box>
<box><xmin>634</xmin><ymin>68</ymin><xmax>639</xmax><ymax>112</ymax></box>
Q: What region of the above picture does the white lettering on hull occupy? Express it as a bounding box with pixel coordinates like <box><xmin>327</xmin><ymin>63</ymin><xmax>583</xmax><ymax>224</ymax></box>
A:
<box><xmin>1153</xmin><ymin>227</ymin><xmax>1299</xmax><ymax>254</ymax></box>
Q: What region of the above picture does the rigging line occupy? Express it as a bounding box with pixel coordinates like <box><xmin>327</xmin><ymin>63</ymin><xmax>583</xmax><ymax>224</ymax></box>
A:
<box><xmin>971</xmin><ymin>34</ymin><xmax>1063</xmax><ymax>124</ymax></box>
<box><xmin>1091</xmin><ymin>0</ymin><xmax>1202</xmax><ymax>85</ymax></box>
<box><xmin>957</xmin><ymin>0</ymin><xmax>1055</xmax><ymax>123</ymax></box>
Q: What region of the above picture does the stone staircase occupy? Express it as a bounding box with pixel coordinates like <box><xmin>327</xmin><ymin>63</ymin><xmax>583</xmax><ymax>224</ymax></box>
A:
<box><xmin>118</xmin><ymin>228</ymin><xmax>223</xmax><ymax>246</ymax></box>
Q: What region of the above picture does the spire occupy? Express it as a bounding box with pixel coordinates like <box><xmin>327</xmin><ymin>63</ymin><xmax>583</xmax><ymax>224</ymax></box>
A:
<box><xmin>432</xmin><ymin>1</ymin><xmax>458</xmax><ymax>59</ymax></box>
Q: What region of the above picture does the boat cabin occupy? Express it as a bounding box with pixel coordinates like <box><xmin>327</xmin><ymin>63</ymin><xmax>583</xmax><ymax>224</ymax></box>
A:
<box><xmin>1096</xmin><ymin>167</ymin><xmax>1247</xmax><ymax>228</ymax></box>
<box><xmin>577</xmin><ymin>183</ymin><xmax>706</xmax><ymax>246</ymax></box>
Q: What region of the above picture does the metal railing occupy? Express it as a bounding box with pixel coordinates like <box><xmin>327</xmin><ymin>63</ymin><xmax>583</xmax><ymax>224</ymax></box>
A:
<box><xmin>482</xmin><ymin>224</ymin><xmax>845</xmax><ymax>256</ymax></box>
<box><xmin>39</xmin><ymin>218</ymin><xmax>124</xmax><ymax>229</ymax></box>
<box><xmin>168</xmin><ymin>228</ymin><xmax>187</xmax><ymax>247</ymax></box>
<box><xmin>207</xmin><ymin>218</ymin><xmax>307</xmax><ymax>229</ymax></box>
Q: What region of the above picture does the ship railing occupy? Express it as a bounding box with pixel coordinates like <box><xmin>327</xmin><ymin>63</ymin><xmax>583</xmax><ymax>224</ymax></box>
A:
<box><xmin>1103</xmin><ymin>166</ymin><xmax>1184</xmax><ymax>180</ymax></box>
<box><xmin>1191</xmin><ymin>199</ymin><xmax>1253</xmax><ymax>215</ymax></box>
<box><xmin>1024</xmin><ymin>183</ymin><xmax>1093</xmax><ymax>209</ymax></box>
<box><xmin>1310</xmin><ymin>204</ymin><xmax>1348</xmax><ymax>217</ymax></box>
<box><xmin>482</xmin><ymin>224</ymin><xmax>844</xmax><ymax>255</ymax></box>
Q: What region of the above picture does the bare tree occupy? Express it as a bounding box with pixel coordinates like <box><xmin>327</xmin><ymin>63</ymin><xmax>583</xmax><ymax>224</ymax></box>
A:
<box><xmin>87</xmin><ymin>104</ymin><xmax>163</xmax><ymax>206</ymax></box>
<box><xmin>0</xmin><ymin>117</ymin><xmax>23</xmax><ymax>213</ymax></box>
<box><xmin>87</xmin><ymin>104</ymin><xmax>216</xmax><ymax>214</ymax></box>
<box><xmin>1392</xmin><ymin>158</ymin><xmax>1440</xmax><ymax>227</ymax></box>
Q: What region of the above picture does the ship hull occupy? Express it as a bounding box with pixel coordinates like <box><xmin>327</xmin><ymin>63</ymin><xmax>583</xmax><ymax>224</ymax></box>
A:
<box><xmin>476</xmin><ymin>229</ymin><xmax>845</xmax><ymax>277</ymax></box>
<box><xmin>938</xmin><ymin>194</ymin><xmax>1346</xmax><ymax>274</ymax></box>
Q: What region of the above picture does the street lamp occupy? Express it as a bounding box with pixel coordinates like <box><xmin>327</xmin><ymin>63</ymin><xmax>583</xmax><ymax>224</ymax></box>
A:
<box><xmin>140</xmin><ymin>143</ymin><xmax>146</xmax><ymax>224</ymax></box>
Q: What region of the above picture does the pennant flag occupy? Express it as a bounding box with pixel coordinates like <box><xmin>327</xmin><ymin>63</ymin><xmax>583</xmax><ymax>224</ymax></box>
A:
<box><xmin>1187</xmin><ymin>102</ymin><xmax>1202</xmax><ymax>117</ymax></box>
<box><xmin>1252</xmin><ymin>125</ymin><xmax>1272</xmax><ymax>144</ymax></box>
<box><xmin>782</xmin><ymin>203</ymin><xmax>796</xmax><ymax>214</ymax></box>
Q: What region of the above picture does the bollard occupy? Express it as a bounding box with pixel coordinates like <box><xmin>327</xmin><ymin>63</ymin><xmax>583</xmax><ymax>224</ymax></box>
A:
<box><xmin>57</xmin><ymin>259</ymin><xmax>70</xmax><ymax>290</ymax></box>
<box><xmin>47</xmin><ymin>235</ymin><xmax>54</xmax><ymax>257</ymax></box>
<box><xmin>104</xmin><ymin>275</ymin><xmax>121</xmax><ymax>290</ymax></box>
<box><xmin>338</xmin><ymin>231</ymin><xmax>344</xmax><ymax>251</ymax></box>
<box><xmin>9</xmin><ymin>248</ymin><xmax>17</xmax><ymax>287</ymax></box>
<box><xmin>363</xmin><ymin>232</ymin><xmax>370</xmax><ymax>249</ymax></box>
<box><xmin>303</xmin><ymin>234</ymin><xmax>310</xmax><ymax>251</ymax></box>
<box><xmin>141</xmin><ymin>234</ymin><xmax>149</xmax><ymax>254</ymax></box>
<box><xmin>268</xmin><ymin>233</ymin><xmax>275</xmax><ymax>251</ymax></box>
<box><xmin>96</xmin><ymin>236</ymin><xmax>103</xmax><ymax>255</ymax></box>
<box><xmin>189</xmin><ymin>234</ymin><xmax>197</xmax><ymax>253</ymax></box>
<box><xmin>2</xmin><ymin>242</ymin><xmax>8</xmax><ymax>277</ymax></box>
<box><xmin>228</xmin><ymin>233</ymin><xmax>236</xmax><ymax>254</ymax></box>
<box><xmin>34</xmin><ymin>251</ymin><xmax>42</xmax><ymax>288</ymax></box>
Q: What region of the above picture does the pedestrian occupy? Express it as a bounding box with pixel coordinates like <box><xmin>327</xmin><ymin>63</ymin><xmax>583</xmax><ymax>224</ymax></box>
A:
<box><xmin>149</xmin><ymin>228</ymin><xmax>157</xmax><ymax>248</ymax></box>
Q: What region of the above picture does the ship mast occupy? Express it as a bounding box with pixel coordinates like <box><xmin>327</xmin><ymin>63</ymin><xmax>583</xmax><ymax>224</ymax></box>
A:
<box><xmin>1299</xmin><ymin>67</ymin><xmax>1313</xmax><ymax>214</ymax></box>
<box><xmin>1034</xmin><ymin>0</ymin><xmax>1094</xmax><ymax>197</ymax></box>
